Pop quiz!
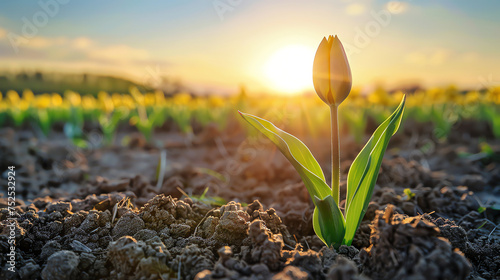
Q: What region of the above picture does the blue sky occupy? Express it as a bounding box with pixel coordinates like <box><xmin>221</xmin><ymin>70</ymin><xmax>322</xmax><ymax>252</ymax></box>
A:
<box><xmin>0</xmin><ymin>0</ymin><xmax>499</xmax><ymax>94</ymax></box>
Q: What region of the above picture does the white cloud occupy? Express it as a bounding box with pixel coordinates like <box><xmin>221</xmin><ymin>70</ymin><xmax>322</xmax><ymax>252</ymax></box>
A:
<box><xmin>386</xmin><ymin>1</ymin><xmax>409</xmax><ymax>14</ymax></box>
<box><xmin>0</xmin><ymin>29</ymin><xmax>150</xmax><ymax>64</ymax></box>
<box><xmin>406</xmin><ymin>49</ymin><xmax>452</xmax><ymax>66</ymax></box>
<box><xmin>346</xmin><ymin>4</ymin><xmax>366</xmax><ymax>15</ymax></box>
<box><xmin>26</xmin><ymin>36</ymin><xmax>67</xmax><ymax>49</ymax></box>
<box><xmin>72</xmin><ymin>37</ymin><xmax>94</xmax><ymax>50</ymax></box>
<box><xmin>87</xmin><ymin>45</ymin><xmax>150</xmax><ymax>62</ymax></box>
<box><xmin>0</xmin><ymin>28</ymin><xmax>166</xmax><ymax>83</ymax></box>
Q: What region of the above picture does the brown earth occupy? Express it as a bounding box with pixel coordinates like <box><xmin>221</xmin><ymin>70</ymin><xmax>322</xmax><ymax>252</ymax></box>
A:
<box><xmin>1</xmin><ymin>118</ymin><xmax>499</xmax><ymax>280</ymax></box>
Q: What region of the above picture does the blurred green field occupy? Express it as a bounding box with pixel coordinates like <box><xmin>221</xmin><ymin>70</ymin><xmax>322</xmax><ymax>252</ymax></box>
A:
<box><xmin>1</xmin><ymin>84</ymin><xmax>500</xmax><ymax>148</ymax></box>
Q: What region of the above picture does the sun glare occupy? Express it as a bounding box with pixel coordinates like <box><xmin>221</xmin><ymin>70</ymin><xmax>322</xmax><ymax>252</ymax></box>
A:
<box><xmin>264</xmin><ymin>45</ymin><xmax>315</xmax><ymax>94</ymax></box>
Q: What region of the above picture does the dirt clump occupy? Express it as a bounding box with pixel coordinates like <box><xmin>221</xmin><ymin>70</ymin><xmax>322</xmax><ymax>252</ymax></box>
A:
<box><xmin>360</xmin><ymin>205</ymin><xmax>470</xmax><ymax>280</ymax></box>
<box><xmin>41</xmin><ymin>250</ymin><xmax>80</xmax><ymax>280</ymax></box>
<box><xmin>107</xmin><ymin>236</ymin><xmax>172</xmax><ymax>280</ymax></box>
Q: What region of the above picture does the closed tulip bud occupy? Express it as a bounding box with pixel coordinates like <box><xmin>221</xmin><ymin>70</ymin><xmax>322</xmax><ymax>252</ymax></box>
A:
<box><xmin>313</xmin><ymin>35</ymin><xmax>352</xmax><ymax>107</ymax></box>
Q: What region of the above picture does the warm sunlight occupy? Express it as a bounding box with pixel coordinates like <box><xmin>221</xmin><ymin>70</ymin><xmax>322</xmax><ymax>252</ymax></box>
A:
<box><xmin>264</xmin><ymin>45</ymin><xmax>315</xmax><ymax>94</ymax></box>
<box><xmin>2</xmin><ymin>2</ymin><xmax>499</xmax><ymax>278</ymax></box>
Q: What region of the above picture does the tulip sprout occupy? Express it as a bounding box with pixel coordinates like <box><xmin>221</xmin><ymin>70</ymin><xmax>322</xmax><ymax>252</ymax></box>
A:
<box><xmin>240</xmin><ymin>35</ymin><xmax>406</xmax><ymax>248</ymax></box>
<box><xmin>313</xmin><ymin>35</ymin><xmax>353</xmax><ymax>204</ymax></box>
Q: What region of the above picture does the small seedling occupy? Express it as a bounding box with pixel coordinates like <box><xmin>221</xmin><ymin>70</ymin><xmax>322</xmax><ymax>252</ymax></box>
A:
<box><xmin>240</xmin><ymin>35</ymin><xmax>406</xmax><ymax>248</ymax></box>
<box><xmin>35</xmin><ymin>108</ymin><xmax>51</xmax><ymax>137</ymax></box>
<box><xmin>155</xmin><ymin>150</ymin><xmax>168</xmax><ymax>190</ymax></box>
<box><xmin>129</xmin><ymin>87</ymin><xmax>167</xmax><ymax>143</ymax></box>
<box><xmin>64</xmin><ymin>107</ymin><xmax>87</xmax><ymax>148</ymax></box>
<box><xmin>98</xmin><ymin>107</ymin><xmax>129</xmax><ymax>146</ymax></box>
<box><xmin>177</xmin><ymin>186</ymin><xmax>226</xmax><ymax>207</ymax></box>
<box><xmin>460</xmin><ymin>142</ymin><xmax>500</xmax><ymax>163</ymax></box>
<box><xmin>403</xmin><ymin>188</ymin><xmax>415</xmax><ymax>201</ymax></box>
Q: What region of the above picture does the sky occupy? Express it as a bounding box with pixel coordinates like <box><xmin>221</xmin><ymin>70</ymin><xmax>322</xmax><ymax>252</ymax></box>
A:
<box><xmin>0</xmin><ymin>0</ymin><xmax>499</xmax><ymax>95</ymax></box>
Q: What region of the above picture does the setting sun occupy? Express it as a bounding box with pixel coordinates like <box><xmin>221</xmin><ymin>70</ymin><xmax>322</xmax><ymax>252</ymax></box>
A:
<box><xmin>264</xmin><ymin>45</ymin><xmax>315</xmax><ymax>94</ymax></box>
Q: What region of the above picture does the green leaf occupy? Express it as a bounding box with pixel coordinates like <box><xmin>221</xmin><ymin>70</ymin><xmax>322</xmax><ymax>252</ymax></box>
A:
<box><xmin>240</xmin><ymin>112</ymin><xmax>345</xmax><ymax>248</ymax></box>
<box><xmin>403</xmin><ymin>188</ymin><xmax>415</xmax><ymax>200</ymax></box>
<box><xmin>477</xmin><ymin>220</ymin><xmax>488</xmax><ymax>229</ymax></box>
<box><xmin>313</xmin><ymin>195</ymin><xmax>345</xmax><ymax>249</ymax></box>
<box><xmin>239</xmin><ymin>112</ymin><xmax>331</xmax><ymax>201</ymax></box>
<box><xmin>343</xmin><ymin>95</ymin><xmax>406</xmax><ymax>245</ymax></box>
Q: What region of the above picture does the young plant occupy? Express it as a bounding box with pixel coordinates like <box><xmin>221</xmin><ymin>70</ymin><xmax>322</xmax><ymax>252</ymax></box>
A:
<box><xmin>240</xmin><ymin>35</ymin><xmax>406</xmax><ymax>248</ymax></box>
<box><xmin>35</xmin><ymin>108</ymin><xmax>51</xmax><ymax>137</ymax></box>
<box><xmin>129</xmin><ymin>89</ymin><xmax>166</xmax><ymax>143</ymax></box>
<box><xmin>98</xmin><ymin>107</ymin><xmax>129</xmax><ymax>146</ymax></box>
<box><xmin>64</xmin><ymin>106</ymin><xmax>86</xmax><ymax>148</ymax></box>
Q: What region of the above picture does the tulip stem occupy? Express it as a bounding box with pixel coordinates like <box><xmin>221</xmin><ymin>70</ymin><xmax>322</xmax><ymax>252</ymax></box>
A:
<box><xmin>330</xmin><ymin>105</ymin><xmax>340</xmax><ymax>205</ymax></box>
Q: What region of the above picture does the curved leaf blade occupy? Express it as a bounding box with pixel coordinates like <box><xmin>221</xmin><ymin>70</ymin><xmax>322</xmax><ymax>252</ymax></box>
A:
<box><xmin>343</xmin><ymin>95</ymin><xmax>406</xmax><ymax>245</ymax></box>
<box><xmin>239</xmin><ymin>112</ymin><xmax>331</xmax><ymax>201</ymax></box>
<box><xmin>313</xmin><ymin>195</ymin><xmax>345</xmax><ymax>248</ymax></box>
